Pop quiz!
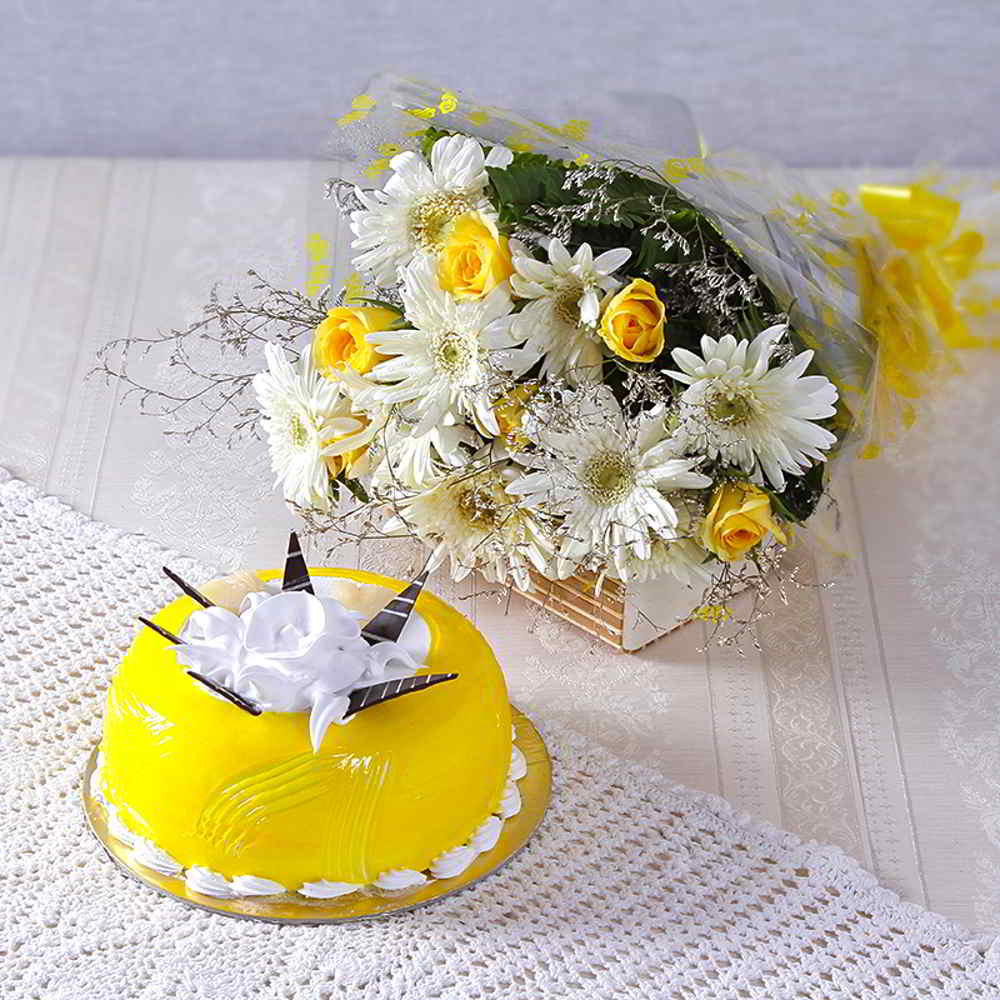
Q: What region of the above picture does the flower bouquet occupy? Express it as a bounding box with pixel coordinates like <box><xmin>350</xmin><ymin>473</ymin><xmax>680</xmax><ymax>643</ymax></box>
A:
<box><xmin>101</xmin><ymin>75</ymin><xmax>999</xmax><ymax>650</ymax></box>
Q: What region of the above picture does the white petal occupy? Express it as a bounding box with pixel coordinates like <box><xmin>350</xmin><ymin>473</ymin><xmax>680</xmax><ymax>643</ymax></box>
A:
<box><xmin>485</xmin><ymin>144</ymin><xmax>514</xmax><ymax>168</ymax></box>
<box><xmin>548</xmin><ymin>239</ymin><xmax>572</xmax><ymax>272</ymax></box>
<box><xmin>593</xmin><ymin>246</ymin><xmax>632</xmax><ymax>274</ymax></box>
<box><xmin>510</xmin><ymin>275</ymin><xmax>547</xmax><ymax>299</ymax></box>
<box><xmin>669</xmin><ymin>347</ymin><xmax>704</xmax><ymax>376</ymax></box>
<box><xmin>573</xmin><ymin>243</ymin><xmax>594</xmax><ymax>271</ymax></box>
<box><xmin>513</xmin><ymin>256</ymin><xmax>554</xmax><ymax>285</ymax></box>
<box><xmin>579</xmin><ymin>289</ymin><xmax>601</xmax><ymax>326</ymax></box>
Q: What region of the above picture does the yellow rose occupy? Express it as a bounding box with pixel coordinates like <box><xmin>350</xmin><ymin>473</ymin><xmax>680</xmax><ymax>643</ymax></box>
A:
<box><xmin>324</xmin><ymin>444</ymin><xmax>369</xmax><ymax>480</ymax></box>
<box><xmin>323</xmin><ymin>417</ymin><xmax>371</xmax><ymax>480</ymax></box>
<box><xmin>598</xmin><ymin>278</ymin><xmax>666</xmax><ymax>363</ymax></box>
<box><xmin>437</xmin><ymin>212</ymin><xmax>512</xmax><ymax>299</ymax></box>
<box><xmin>313</xmin><ymin>305</ymin><xmax>396</xmax><ymax>376</ymax></box>
<box><xmin>701</xmin><ymin>482</ymin><xmax>787</xmax><ymax>562</ymax></box>
<box><xmin>492</xmin><ymin>382</ymin><xmax>538</xmax><ymax>443</ymax></box>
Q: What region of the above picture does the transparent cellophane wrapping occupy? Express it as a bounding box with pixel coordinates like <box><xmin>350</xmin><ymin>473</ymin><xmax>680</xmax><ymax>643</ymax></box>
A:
<box><xmin>317</xmin><ymin>74</ymin><xmax>1000</xmax><ymax>642</ymax></box>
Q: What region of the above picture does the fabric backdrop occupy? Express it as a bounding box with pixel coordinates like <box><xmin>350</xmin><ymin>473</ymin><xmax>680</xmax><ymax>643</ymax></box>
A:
<box><xmin>3</xmin><ymin>0</ymin><xmax>999</xmax><ymax>164</ymax></box>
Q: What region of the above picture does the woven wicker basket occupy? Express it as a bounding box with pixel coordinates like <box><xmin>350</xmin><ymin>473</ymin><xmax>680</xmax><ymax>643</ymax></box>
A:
<box><xmin>518</xmin><ymin>569</ymin><xmax>706</xmax><ymax>652</ymax></box>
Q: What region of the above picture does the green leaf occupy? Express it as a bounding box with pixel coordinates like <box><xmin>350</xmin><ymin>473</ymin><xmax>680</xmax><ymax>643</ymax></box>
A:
<box><xmin>486</xmin><ymin>154</ymin><xmax>575</xmax><ymax>226</ymax></box>
<box><xmin>768</xmin><ymin>462</ymin><xmax>826</xmax><ymax>523</ymax></box>
<box><xmin>340</xmin><ymin>475</ymin><xmax>371</xmax><ymax>505</ymax></box>
<box><xmin>419</xmin><ymin>125</ymin><xmax>454</xmax><ymax>160</ymax></box>
<box><xmin>351</xmin><ymin>296</ymin><xmax>404</xmax><ymax>313</ymax></box>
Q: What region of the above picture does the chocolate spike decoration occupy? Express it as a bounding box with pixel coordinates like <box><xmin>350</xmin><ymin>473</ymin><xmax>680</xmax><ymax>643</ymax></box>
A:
<box><xmin>360</xmin><ymin>567</ymin><xmax>430</xmax><ymax>645</ymax></box>
<box><xmin>162</xmin><ymin>566</ymin><xmax>214</xmax><ymax>608</ymax></box>
<box><xmin>345</xmin><ymin>672</ymin><xmax>458</xmax><ymax>717</ymax></box>
<box><xmin>137</xmin><ymin>615</ymin><xmax>183</xmax><ymax>645</ymax></box>
<box><xmin>186</xmin><ymin>672</ymin><xmax>262</xmax><ymax>716</ymax></box>
<box><xmin>136</xmin><ymin>616</ymin><xmax>261</xmax><ymax>717</ymax></box>
<box><xmin>282</xmin><ymin>530</ymin><xmax>314</xmax><ymax>594</ymax></box>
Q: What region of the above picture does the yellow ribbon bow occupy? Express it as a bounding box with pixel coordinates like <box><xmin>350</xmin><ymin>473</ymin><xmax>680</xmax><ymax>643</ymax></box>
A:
<box><xmin>855</xmin><ymin>182</ymin><xmax>995</xmax><ymax>457</ymax></box>
<box><xmin>859</xmin><ymin>183</ymin><xmax>988</xmax><ymax>349</ymax></box>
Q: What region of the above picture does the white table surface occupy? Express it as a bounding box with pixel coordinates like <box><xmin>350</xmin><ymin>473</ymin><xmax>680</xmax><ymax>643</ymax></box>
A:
<box><xmin>2</xmin><ymin>156</ymin><xmax>999</xmax><ymax>935</ymax></box>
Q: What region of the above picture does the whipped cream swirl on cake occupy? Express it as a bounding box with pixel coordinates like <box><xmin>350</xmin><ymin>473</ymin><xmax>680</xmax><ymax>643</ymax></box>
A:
<box><xmin>177</xmin><ymin>589</ymin><xmax>418</xmax><ymax>751</ymax></box>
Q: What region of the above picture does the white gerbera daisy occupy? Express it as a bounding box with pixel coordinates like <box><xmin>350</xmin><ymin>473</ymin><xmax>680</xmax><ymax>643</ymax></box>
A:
<box><xmin>494</xmin><ymin>239</ymin><xmax>631</xmax><ymax>384</ymax></box>
<box><xmin>615</xmin><ymin>502</ymin><xmax>715</xmax><ymax>588</ymax></box>
<box><xmin>370</xmin><ymin>420</ymin><xmax>478</xmax><ymax>491</ymax></box>
<box><xmin>350</xmin><ymin>135</ymin><xmax>511</xmax><ymax>285</ymax></box>
<box><xmin>668</xmin><ymin>324</ymin><xmax>839</xmax><ymax>490</ymax></box>
<box><xmin>384</xmin><ymin>464</ymin><xmax>552</xmax><ymax>590</ymax></box>
<box><xmin>335</xmin><ymin>256</ymin><xmax>519</xmax><ymax>437</ymax></box>
<box><xmin>253</xmin><ymin>344</ymin><xmax>372</xmax><ymax>512</ymax></box>
<box><xmin>506</xmin><ymin>387</ymin><xmax>711</xmax><ymax>579</ymax></box>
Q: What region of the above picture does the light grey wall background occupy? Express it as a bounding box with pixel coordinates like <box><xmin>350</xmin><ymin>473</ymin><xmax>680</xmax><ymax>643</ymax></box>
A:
<box><xmin>3</xmin><ymin>0</ymin><xmax>999</xmax><ymax>164</ymax></box>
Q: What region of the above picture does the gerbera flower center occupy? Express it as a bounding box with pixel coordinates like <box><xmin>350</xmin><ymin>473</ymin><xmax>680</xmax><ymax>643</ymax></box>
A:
<box><xmin>410</xmin><ymin>192</ymin><xmax>474</xmax><ymax>251</ymax></box>
<box><xmin>432</xmin><ymin>330</ymin><xmax>476</xmax><ymax>378</ymax></box>
<box><xmin>456</xmin><ymin>484</ymin><xmax>500</xmax><ymax>529</ymax></box>
<box><xmin>705</xmin><ymin>385</ymin><xmax>757</xmax><ymax>426</ymax></box>
<box><xmin>553</xmin><ymin>280</ymin><xmax>585</xmax><ymax>326</ymax></box>
<box><xmin>581</xmin><ymin>450</ymin><xmax>636</xmax><ymax>505</ymax></box>
<box><xmin>289</xmin><ymin>414</ymin><xmax>309</xmax><ymax>448</ymax></box>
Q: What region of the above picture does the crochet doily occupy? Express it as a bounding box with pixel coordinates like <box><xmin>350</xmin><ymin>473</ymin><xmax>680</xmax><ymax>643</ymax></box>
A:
<box><xmin>1</xmin><ymin>467</ymin><xmax>998</xmax><ymax>1000</ymax></box>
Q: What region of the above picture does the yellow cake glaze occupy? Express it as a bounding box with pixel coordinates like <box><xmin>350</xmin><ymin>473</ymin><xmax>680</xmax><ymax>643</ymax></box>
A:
<box><xmin>98</xmin><ymin>567</ymin><xmax>512</xmax><ymax>887</ymax></box>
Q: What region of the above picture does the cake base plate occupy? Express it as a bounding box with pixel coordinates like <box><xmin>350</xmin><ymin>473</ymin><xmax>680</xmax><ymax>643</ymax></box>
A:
<box><xmin>82</xmin><ymin>707</ymin><xmax>550</xmax><ymax>924</ymax></box>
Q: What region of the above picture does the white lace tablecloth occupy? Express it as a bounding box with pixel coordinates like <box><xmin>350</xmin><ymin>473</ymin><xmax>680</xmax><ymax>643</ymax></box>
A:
<box><xmin>2</xmin><ymin>155</ymin><xmax>1000</xmax><ymax>955</ymax></box>
<box><xmin>2</xmin><ymin>467</ymin><xmax>999</xmax><ymax>999</ymax></box>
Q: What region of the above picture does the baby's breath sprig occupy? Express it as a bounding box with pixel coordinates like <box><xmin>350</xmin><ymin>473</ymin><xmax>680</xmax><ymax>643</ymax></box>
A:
<box><xmin>324</xmin><ymin>179</ymin><xmax>365</xmax><ymax>216</ymax></box>
<box><xmin>92</xmin><ymin>270</ymin><xmax>328</xmax><ymax>443</ymax></box>
<box><xmin>694</xmin><ymin>543</ymin><xmax>793</xmax><ymax>652</ymax></box>
<box><xmin>657</xmin><ymin>249</ymin><xmax>763</xmax><ymax>336</ymax></box>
